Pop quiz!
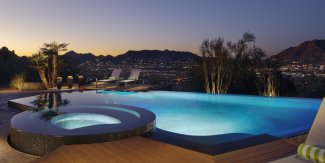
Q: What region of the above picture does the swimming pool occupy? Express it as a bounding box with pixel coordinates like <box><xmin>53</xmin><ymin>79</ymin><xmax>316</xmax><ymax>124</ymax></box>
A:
<box><xmin>9</xmin><ymin>90</ymin><xmax>322</xmax><ymax>154</ymax></box>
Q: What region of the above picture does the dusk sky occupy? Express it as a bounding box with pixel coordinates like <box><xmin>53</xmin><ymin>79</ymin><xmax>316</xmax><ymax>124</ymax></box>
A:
<box><xmin>1</xmin><ymin>0</ymin><xmax>325</xmax><ymax>56</ymax></box>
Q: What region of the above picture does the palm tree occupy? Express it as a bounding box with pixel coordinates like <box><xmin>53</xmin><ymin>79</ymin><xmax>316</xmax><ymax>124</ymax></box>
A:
<box><xmin>31</xmin><ymin>93</ymin><xmax>70</xmax><ymax>121</ymax></box>
<box><xmin>31</xmin><ymin>52</ymin><xmax>49</xmax><ymax>88</ymax></box>
<box><xmin>41</xmin><ymin>42</ymin><xmax>69</xmax><ymax>87</ymax></box>
<box><xmin>41</xmin><ymin>48</ymin><xmax>53</xmax><ymax>87</ymax></box>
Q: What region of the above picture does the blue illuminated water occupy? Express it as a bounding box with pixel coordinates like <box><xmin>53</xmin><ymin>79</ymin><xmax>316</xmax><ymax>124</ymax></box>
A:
<box><xmin>51</xmin><ymin>113</ymin><xmax>121</xmax><ymax>130</ymax></box>
<box><xmin>94</xmin><ymin>91</ymin><xmax>321</xmax><ymax>137</ymax></box>
<box><xmin>13</xmin><ymin>90</ymin><xmax>322</xmax><ymax>137</ymax></box>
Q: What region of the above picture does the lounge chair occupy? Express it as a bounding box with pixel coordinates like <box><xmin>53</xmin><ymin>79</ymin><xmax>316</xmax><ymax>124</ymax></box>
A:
<box><xmin>96</xmin><ymin>69</ymin><xmax>122</xmax><ymax>87</ymax></box>
<box><xmin>271</xmin><ymin>97</ymin><xmax>325</xmax><ymax>163</ymax></box>
<box><xmin>118</xmin><ymin>69</ymin><xmax>143</xmax><ymax>87</ymax></box>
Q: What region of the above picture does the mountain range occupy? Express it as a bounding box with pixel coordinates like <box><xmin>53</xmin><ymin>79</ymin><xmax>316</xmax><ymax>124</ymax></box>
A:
<box><xmin>3</xmin><ymin>39</ymin><xmax>325</xmax><ymax>65</ymax></box>
<box><xmin>0</xmin><ymin>47</ymin><xmax>37</xmax><ymax>83</ymax></box>
<box><xmin>270</xmin><ymin>39</ymin><xmax>325</xmax><ymax>65</ymax></box>
<box><xmin>62</xmin><ymin>39</ymin><xmax>325</xmax><ymax>65</ymax></box>
<box><xmin>62</xmin><ymin>50</ymin><xmax>200</xmax><ymax>64</ymax></box>
<box><xmin>1</xmin><ymin>39</ymin><xmax>325</xmax><ymax>83</ymax></box>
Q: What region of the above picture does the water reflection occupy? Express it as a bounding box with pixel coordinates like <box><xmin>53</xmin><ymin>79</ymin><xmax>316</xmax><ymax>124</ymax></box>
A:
<box><xmin>31</xmin><ymin>93</ymin><xmax>70</xmax><ymax>120</ymax></box>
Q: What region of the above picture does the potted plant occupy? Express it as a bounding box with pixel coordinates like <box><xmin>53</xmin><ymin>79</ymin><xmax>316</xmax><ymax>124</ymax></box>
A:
<box><xmin>67</xmin><ymin>76</ymin><xmax>73</xmax><ymax>89</ymax></box>
<box><xmin>78</xmin><ymin>76</ymin><xmax>84</xmax><ymax>88</ymax></box>
<box><xmin>56</xmin><ymin>77</ymin><xmax>62</xmax><ymax>89</ymax></box>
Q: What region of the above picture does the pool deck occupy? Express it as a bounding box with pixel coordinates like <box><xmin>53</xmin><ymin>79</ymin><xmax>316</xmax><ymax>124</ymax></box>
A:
<box><xmin>0</xmin><ymin>88</ymin><xmax>298</xmax><ymax>163</ymax></box>
<box><xmin>83</xmin><ymin>83</ymin><xmax>171</xmax><ymax>92</ymax></box>
<box><xmin>39</xmin><ymin>136</ymin><xmax>215</xmax><ymax>163</ymax></box>
<box><xmin>38</xmin><ymin>137</ymin><xmax>297</xmax><ymax>163</ymax></box>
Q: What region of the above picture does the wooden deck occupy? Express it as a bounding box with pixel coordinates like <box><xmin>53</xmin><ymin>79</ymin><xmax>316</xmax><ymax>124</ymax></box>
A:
<box><xmin>38</xmin><ymin>137</ymin><xmax>215</xmax><ymax>163</ymax></box>
<box><xmin>82</xmin><ymin>83</ymin><xmax>172</xmax><ymax>92</ymax></box>
<box><xmin>214</xmin><ymin>139</ymin><xmax>298</xmax><ymax>163</ymax></box>
<box><xmin>38</xmin><ymin>136</ymin><xmax>298</xmax><ymax>163</ymax></box>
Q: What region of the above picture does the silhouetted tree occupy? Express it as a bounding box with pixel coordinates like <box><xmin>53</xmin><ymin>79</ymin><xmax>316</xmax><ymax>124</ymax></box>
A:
<box><xmin>41</xmin><ymin>48</ymin><xmax>53</xmax><ymax>87</ymax></box>
<box><xmin>227</xmin><ymin>32</ymin><xmax>264</xmax><ymax>93</ymax></box>
<box><xmin>199</xmin><ymin>32</ymin><xmax>286</xmax><ymax>96</ymax></box>
<box><xmin>41</xmin><ymin>42</ymin><xmax>69</xmax><ymax>87</ymax></box>
<box><xmin>255</xmin><ymin>59</ymin><xmax>281</xmax><ymax>96</ymax></box>
<box><xmin>0</xmin><ymin>46</ymin><xmax>37</xmax><ymax>83</ymax></box>
<box><xmin>200</xmin><ymin>37</ymin><xmax>233</xmax><ymax>94</ymax></box>
<box><xmin>31</xmin><ymin>52</ymin><xmax>49</xmax><ymax>87</ymax></box>
<box><xmin>1</xmin><ymin>47</ymin><xmax>11</xmax><ymax>61</ymax></box>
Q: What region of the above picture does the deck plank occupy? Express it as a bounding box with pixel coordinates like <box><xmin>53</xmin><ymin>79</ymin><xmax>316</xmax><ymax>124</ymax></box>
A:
<box><xmin>214</xmin><ymin>139</ymin><xmax>298</xmax><ymax>163</ymax></box>
<box><xmin>83</xmin><ymin>143</ymin><xmax>116</xmax><ymax>162</ymax></box>
<box><xmin>123</xmin><ymin>137</ymin><xmax>213</xmax><ymax>162</ymax></box>
<box><xmin>112</xmin><ymin>139</ymin><xmax>169</xmax><ymax>162</ymax></box>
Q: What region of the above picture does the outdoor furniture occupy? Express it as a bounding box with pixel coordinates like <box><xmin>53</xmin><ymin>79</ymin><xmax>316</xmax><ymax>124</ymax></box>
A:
<box><xmin>118</xmin><ymin>69</ymin><xmax>144</xmax><ymax>87</ymax></box>
<box><xmin>271</xmin><ymin>97</ymin><xmax>325</xmax><ymax>163</ymax></box>
<box><xmin>96</xmin><ymin>69</ymin><xmax>122</xmax><ymax>87</ymax></box>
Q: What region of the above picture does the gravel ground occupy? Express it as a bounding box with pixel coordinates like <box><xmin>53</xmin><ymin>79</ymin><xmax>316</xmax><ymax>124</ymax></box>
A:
<box><xmin>288</xmin><ymin>133</ymin><xmax>308</xmax><ymax>145</ymax></box>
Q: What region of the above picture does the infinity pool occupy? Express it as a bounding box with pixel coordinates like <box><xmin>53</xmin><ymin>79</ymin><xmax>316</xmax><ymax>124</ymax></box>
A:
<box><xmin>10</xmin><ymin>90</ymin><xmax>321</xmax><ymax>138</ymax></box>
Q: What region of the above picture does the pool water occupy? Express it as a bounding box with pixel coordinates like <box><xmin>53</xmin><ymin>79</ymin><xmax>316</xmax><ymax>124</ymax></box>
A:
<box><xmin>96</xmin><ymin>91</ymin><xmax>321</xmax><ymax>137</ymax></box>
<box><xmin>12</xmin><ymin>90</ymin><xmax>321</xmax><ymax>138</ymax></box>
<box><xmin>51</xmin><ymin>113</ymin><xmax>121</xmax><ymax>130</ymax></box>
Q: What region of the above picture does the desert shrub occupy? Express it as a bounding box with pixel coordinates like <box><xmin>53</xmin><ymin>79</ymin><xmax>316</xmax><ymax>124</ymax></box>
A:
<box><xmin>78</xmin><ymin>76</ymin><xmax>84</xmax><ymax>85</ymax></box>
<box><xmin>67</xmin><ymin>76</ymin><xmax>73</xmax><ymax>80</ymax></box>
<box><xmin>18</xmin><ymin>82</ymin><xmax>47</xmax><ymax>91</ymax></box>
<box><xmin>57</xmin><ymin>77</ymin><xmax>62</xmax><ymax>83</ymax></box>
<box><xmin>10</xmin><ymin>73</ymin><xmax>26</xmax><ymax>89</ymax></box>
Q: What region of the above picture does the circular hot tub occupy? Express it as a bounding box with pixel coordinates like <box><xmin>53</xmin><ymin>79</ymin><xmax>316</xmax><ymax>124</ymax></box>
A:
<box><xmin>9</xmin><ymin>104</ymin><xmax>156</xmax><ymax>156</ymax></box>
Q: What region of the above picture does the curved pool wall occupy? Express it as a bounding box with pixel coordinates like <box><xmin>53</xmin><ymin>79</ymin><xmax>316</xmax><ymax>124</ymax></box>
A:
<box><xmin>9</xmin><ymin>104</ymin><xmax>156</xmax><ymax>156</ymax></box>
<box><xmin>8</xmin><ymin>90</ymin><xmax>322</xmax><ymax>154</ymax></box>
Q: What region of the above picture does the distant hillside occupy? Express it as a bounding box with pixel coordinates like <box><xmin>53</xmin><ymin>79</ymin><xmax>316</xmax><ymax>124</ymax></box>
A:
<box><xmin>60</xmin><ymin>49</ymin><xmax>200</xmax><ymax>78</ymax></box>
<box><xmin>63</xmin><ymin>50</ymin><xmax>97</xmax><ymax>62</ymax></box>
<box><xmin>116</xmin><ymin>50</ymin><xmax>200</xmax><ymax>60</ymax></box>
<box><xmin>62</xmin><ymin>49</ymin><xmax>200</xmax><ymax>63</ymax></box>
<box><xmin>270</xmin><ymin>40</ymin><xmax>325</xmax><ymax>64</ymax></box>
<box><xmin>0</xmin><ymin>47</ymin><xmax>37</xmax><ymax>83</ymax></box>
